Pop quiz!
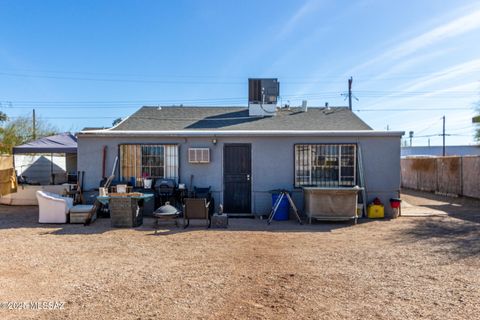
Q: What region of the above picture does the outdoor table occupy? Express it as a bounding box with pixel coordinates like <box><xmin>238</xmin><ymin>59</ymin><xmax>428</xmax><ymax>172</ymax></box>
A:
<box><xmin>97</xmin><ymin>193</ymin><xmax>154</xmax><ymax>227</ymax></box>
<box><xmin>132</xmin><ymin>188</ymin><xmax>156</xmax><ymax>216</ymax></box>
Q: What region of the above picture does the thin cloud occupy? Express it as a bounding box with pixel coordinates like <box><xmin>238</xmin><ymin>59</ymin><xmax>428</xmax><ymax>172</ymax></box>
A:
<box><xmin>355</xmin><ymin>48</ymin><xmax>455</xmax><ymax>90</ymax></box>
<box><xmin>275</xmin><ymin>0</ymin><xmax>325</xmax><ymax>40</ymax></box>
<box><xmin>363</xmin><ymin>59</ymin><xmax>480</xmax><ymax>110</ymax></box>
<box><xmin>352</xmin><ymin>8</ymin><xmax>480</xmax><ymax>73</ymax></box>
<box><xmin>401</xmin><ymin>58</ymin><xmax>480</xmax><ymax>92</ymax></box>
<box><xmin>416</xmin><ymin>81</ymin><xmax>480</xmax><ymax>99</ymax></box>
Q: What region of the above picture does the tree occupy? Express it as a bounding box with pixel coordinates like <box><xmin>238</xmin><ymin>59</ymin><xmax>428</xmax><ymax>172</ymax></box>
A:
<box><xmin>475</xmin><ymin>102</ymin><xmax>480</xmax><ymax>143</ymax></box>
<box><xmin>112</xmin><ymin>117</ymin><xmax>122</xmax><ymax>126</ymax></box>
<box><xmin>0</xmin><ymin>111</ymin><xmax>8</xmax><ymax>143</ymax></box>
<box><xmin>0</xmin><ymin>115</ymin><xmax>58</xmax><ymax>154</ymax></box>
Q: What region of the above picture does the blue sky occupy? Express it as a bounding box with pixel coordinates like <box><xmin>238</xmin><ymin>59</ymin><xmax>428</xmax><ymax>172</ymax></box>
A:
<box><xmin>0</xmin><ymin>0</ymin><xmax>479</xmax><ymax>146</ymax></box>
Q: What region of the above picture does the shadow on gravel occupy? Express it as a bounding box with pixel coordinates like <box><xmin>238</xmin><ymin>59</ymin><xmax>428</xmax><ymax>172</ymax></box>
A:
<box><xmin>0</xmin><ymin>205</ymin><xmax>111</xmax><ymax>235</ymax></box>
<box><xmin>148</xmin><ymin>219</ymin><xmax>365</xmax><ymax>236</ymax></box>
<box><xmin>1</xmin><ymin>205</ymin><xmax>370</xmax><ymax>236</ymax></box>
<box><xmin>401</xmin><ymin>218</ymin><xmax>480</xmax><ymax>258</ymax></box>
<box><xmin>397</xmin><ymin>190</ymin><xmax>480</xmax><ymax>258</ymax></box>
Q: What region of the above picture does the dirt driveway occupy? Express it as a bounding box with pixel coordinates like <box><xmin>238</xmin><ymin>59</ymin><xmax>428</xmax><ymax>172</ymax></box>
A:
<box><xmin>0</xmin><ymin>191</ymin><xmax>479</xmax><ymax>319</ymax></box>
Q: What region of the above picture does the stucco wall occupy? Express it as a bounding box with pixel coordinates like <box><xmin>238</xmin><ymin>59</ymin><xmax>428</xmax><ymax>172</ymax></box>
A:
<box><xmin>78</xmin><ymin>134</ymin><xmax>401</xmax><ymax>216</ymax></box>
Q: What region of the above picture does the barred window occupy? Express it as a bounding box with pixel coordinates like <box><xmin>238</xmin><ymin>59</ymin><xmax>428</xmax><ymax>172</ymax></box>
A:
<box><xmin>294</xmin><ymin>144</ymin><xmax>356</xmax><ymax>187</ymax></box>
<box><xmin>120</xmin><ymin>144</ymin><xmax>178</xmax><ymax>186</ymax></box>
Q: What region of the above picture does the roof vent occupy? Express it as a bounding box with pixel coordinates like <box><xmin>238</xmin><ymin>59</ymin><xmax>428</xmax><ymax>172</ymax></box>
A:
<box><xmin>323</xmin><ymin>102</ymin><xmax>334</xmax><ymax>115</ymax></box>
<box><xmin>302</xmin><ymin>100</ymin><xmax>308</xmax><ymax>112</ymax></box>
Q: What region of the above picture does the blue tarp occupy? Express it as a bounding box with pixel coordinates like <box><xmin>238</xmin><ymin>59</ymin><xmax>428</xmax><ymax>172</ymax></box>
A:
<box><xmin>12</xmin><ymin>132</ymin><xmax>77</xmax><ymax>154</ymax></box>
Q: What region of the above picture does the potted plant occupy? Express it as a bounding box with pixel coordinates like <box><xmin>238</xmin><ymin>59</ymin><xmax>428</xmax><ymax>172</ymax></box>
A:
<box><xmin>142</xmin><ymin>172</ymin><xmax>153</xmax><ymax>189</ymax></box>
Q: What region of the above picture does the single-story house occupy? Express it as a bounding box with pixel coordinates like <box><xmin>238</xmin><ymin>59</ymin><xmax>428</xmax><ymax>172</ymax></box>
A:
<box><xmin>77</xmin><ymin>79</ymin><xmax>404</xmax><ymax>217</ymax></box>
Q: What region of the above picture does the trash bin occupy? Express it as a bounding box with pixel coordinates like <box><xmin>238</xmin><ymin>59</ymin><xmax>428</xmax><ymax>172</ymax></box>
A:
<box><xmin>272</xmin><ymin>193</ymin><xmax>290</xmax><ymax>221</ymax></box>
<box><xmin>390</xmin><ymin>198</ymin><xmax>402</xmax><ymax>218</ymax></box>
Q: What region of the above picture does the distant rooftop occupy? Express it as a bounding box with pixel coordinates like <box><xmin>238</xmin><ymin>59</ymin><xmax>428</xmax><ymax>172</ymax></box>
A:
<box><xmin>81</xmin><ymin>127</ymin><xmax>109</xmax><ymax>131</ymax></box>
<box><xmin>402</xmin><ymin>145</ymin><xmax>480</xmax><ymax>157</ymax></box>
<box><xmin>110</xmin><ymin>106</ymin><xmax>373</xmax><ymax>131</ymax></box>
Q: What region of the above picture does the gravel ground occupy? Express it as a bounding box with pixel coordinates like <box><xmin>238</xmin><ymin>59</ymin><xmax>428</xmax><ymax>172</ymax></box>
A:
<box><xmin>0</xmin><ymin>191</ymin><xmax>479</xmax><ymax>320</ymax></box>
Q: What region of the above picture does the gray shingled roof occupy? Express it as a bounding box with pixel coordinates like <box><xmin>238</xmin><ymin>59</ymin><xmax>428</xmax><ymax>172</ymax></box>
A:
<box><xmin>112</xmin><ymin>106</ymin><xmax>372</xmax><ymax>131</ymax></box>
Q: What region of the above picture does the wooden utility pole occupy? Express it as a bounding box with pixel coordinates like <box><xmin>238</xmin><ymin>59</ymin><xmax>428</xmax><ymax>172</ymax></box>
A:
<box><xmin>442</xmin><ymin>115</ymin><xmax>446</xmax><ymax>156</ymax></box>
<box><xmin>32</xmin><ymin>109</ymin><xmax>36</xmax><ymax>140</ymax></box>
<box><xmin>348</xmin><ymin>77</ymin><xmax>353</xmax><ymax>111</ymax></box>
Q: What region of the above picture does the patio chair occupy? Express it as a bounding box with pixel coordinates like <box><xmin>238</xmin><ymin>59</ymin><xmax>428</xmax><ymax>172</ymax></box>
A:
<box><xmin>193</xmin><ymin>186</ymin><xmax>215</xmax><ymax>219</ymax></box>
<box><xmin>182</xmin><ymin>198</ymin><xmax>210</xmax><ymax>228</ymax></box>
<box><xmin>36</xmin><ymin>190</ymin><xmax>73</xmax><ymax>223</ymax></box>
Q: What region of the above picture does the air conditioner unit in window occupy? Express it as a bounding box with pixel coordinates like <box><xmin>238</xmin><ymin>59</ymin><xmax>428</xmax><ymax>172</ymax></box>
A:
<box><xmin>188</xmin><ymin>148</ymin><xmax>210</xmax><ymax>163</ymax></box>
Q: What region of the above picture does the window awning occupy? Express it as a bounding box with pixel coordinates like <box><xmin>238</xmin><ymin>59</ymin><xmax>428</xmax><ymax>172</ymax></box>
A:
<box><xmin>12</xmin><ymin>132</ymin><xmax>77</xmax><ymax>154</ymax></box>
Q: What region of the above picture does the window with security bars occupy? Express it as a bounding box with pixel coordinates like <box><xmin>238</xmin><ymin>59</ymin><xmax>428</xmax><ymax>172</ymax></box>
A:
<box><xmin>294</xmin><ymin>144</ymin><xmax>356</xmax><ymax>187</ymax></box>
<box><xmin>120</xmin><ymin>144</ymin><xmax>178</xmax><ymax>186</ymax></box>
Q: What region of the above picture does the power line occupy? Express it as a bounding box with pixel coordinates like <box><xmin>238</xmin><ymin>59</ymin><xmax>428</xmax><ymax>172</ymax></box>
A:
<box><xmin>0</xmin><ymin>72</ymin><xmax>247</xmax><ymax>85</ymax></box>
<box><xmin>1</xmin><ymin>70</ymin><xmax>480</xmax><ymax>88</ymax></box>
<box><xmin>0</xmin><ymin>91</ymin><xmax>477</xmax><ymax>107</ymax></box>
<box><xmin>0</xmin><ymin>93</ymin><xmax>346</xmax><ymax>106</ymax></box>
<box><xmin>0</xmin><ymin>68</ymin><xmax>478</xmax><ymax>80</ymax></box>
<box><xmin>416</xmin><ymin>117</ymin><xmax>443</xmax><ymax>134</ymax></box>
<box><xmin>5</xmin><ymin>109</ymin><xmax>475</xmax><ymax>120</ymax></box>
<box><xmin>355</xmin><ymin>108</ymin><xmax>472</xmax><ymax>111</ymax></box>
<box><xmin>8</xmin><ymin>116</ymin><xmax>118</xmax><ymax>119</ymax></box>
<box><xmin>1</xmin><ymin>103</ymin><xmax>474</xmax><ymax>111</ymax></box>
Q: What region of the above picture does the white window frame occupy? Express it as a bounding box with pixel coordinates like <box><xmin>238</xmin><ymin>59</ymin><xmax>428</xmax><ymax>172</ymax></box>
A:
<box><xmin>120</xmin><ymin>144</ymin><xmax>178</xmax><ymax>186</ymax></box>
<box><xmin>294</xmin><ymin>144</ymin><xmax>356</xmax><ymax>187</ymax></box>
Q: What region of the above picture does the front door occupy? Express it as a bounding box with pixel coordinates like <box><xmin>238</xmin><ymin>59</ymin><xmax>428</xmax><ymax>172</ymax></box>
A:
<box><xmin>223</xmin><ymin>144</ymin><xmax>251</xmax><ymax>213</ymax></box>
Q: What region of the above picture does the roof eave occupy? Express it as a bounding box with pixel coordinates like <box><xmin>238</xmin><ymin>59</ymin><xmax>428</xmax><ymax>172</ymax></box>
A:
<box><xmin>78</xmin><ymin>129</ymin><xmax>404</xmax><ymax>137</ymax></box>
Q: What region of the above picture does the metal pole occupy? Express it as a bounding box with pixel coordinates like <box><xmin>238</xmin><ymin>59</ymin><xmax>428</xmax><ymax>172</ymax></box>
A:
<box><xmin>348</xmin><ymin>77</ymin><xmax>353</xmax><ymax>111</ymax></box>
<box><xmin>32</xmin><ymin>109</ymin><xmax>36</xmax><ymax>140</ymax></box>
<box><xmin>51</xmin><ymin>153</ymin><xmax>54</xmax><ymax>185</ymax></box>
<box><xmin>442</xmin><ymin>116</ymin><xmax>446</xmax><ymax>156</ymax></box>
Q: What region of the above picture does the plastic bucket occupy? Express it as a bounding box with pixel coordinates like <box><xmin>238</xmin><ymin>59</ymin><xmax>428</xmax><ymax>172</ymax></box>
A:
<box><xmin>143</xmin><ymin>179</ymin><xmax>153</xmax><ymax>189</ymax></box>
<box><xmin>272</xmin><ymin>193</ymin><xmax>290</xmax><ymax>221</ymax></box>
<box><xmin>130</xmin><ymin>177</ymin><xmax>136</xmax><ymax>187</ymax></box>
<box><xmin>390</xmin><ymin>198</ymin><xmax>401</xmax><ymax>209</ymax></box>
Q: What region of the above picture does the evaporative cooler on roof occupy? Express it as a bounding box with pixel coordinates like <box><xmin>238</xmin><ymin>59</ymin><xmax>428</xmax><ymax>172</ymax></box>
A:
<box><xmin>248</xmin><ymin>78</ymin><xmax>280</xmax><ymax>116</ymax></box>
<box><xmin>248</xmin><ymin>78</ymin><xmax>279</xmax><ymax>104</ymax></box>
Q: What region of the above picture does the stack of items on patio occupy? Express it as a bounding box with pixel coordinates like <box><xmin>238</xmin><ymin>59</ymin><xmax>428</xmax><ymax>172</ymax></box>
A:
<box><xmin>153</xmin><ymin>185</ymin><xmax>217</xmax><ymax>230</ymax></box>
<box><xmin>35</xmin><ymin>175</ymin><xmax>220</xmax><ymax>230</ymax></box>
<box><xmin>36</xmin><ymin>190</ymin><xmax>95</xmax><ymax>224</ymax></box>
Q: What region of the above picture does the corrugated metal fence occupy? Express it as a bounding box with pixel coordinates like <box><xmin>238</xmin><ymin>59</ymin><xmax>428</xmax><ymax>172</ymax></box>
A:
<box><xmin>401</xmin><ymin>156</ymin><xmax>480</xmax><ymax>199</ymax></box>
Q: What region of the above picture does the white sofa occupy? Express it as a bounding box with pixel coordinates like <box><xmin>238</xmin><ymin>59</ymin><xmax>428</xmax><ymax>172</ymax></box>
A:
<box><xmin>36</xmin><ymin>190</ymin><xmax>73</xmax><ymax>223</ymax></box>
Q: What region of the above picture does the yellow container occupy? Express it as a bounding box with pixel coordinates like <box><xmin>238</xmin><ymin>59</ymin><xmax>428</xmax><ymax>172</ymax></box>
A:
<box><xmin>367</xmin><ymin>204</ymin><xmax>384</xmax><ymax>218</ymax></box>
